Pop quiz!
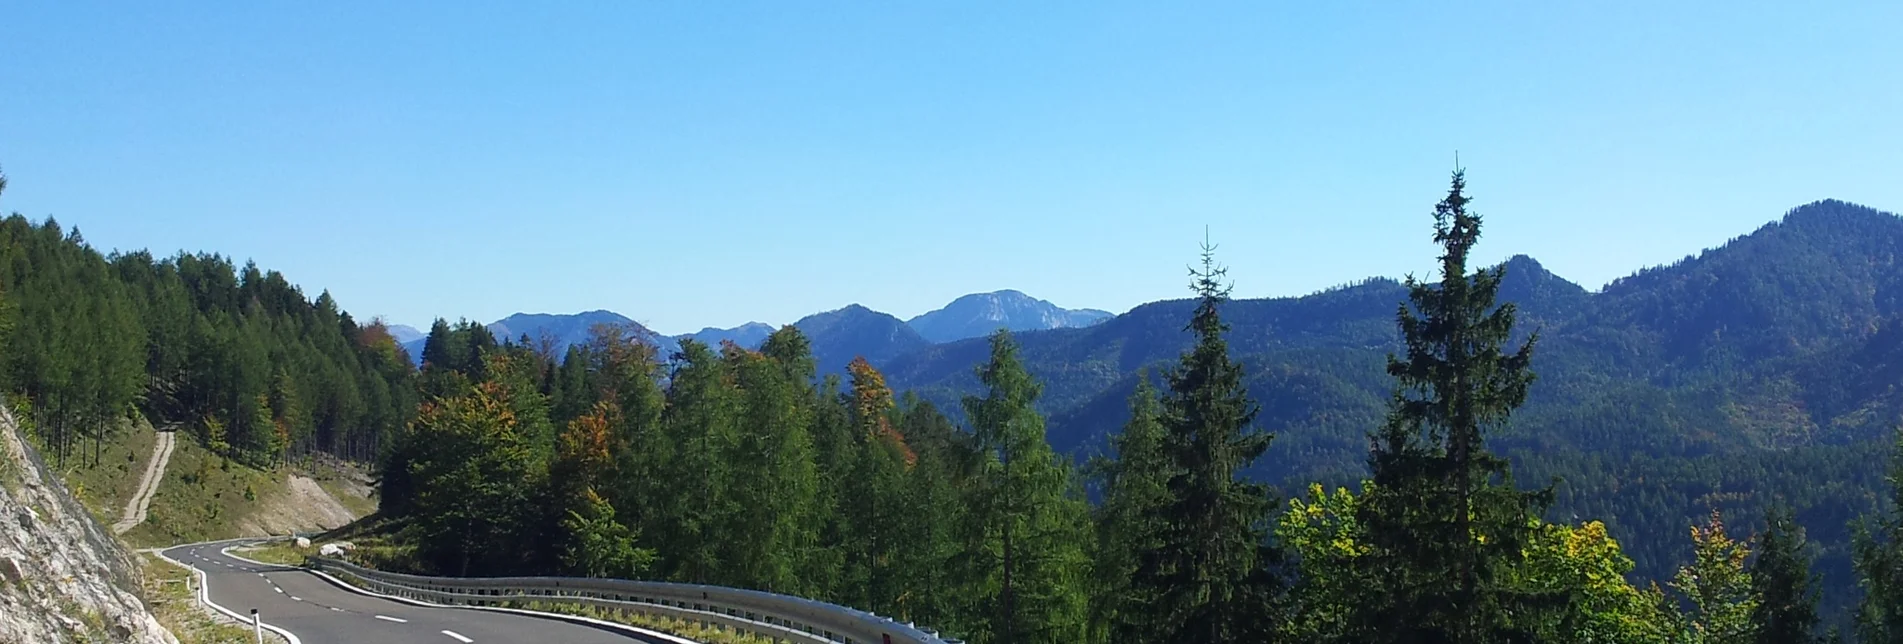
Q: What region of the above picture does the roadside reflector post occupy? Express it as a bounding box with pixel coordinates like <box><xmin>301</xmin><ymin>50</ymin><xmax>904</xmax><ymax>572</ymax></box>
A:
<box><xmin>251</xmin><ymin>608</ymin><xmax>262</xmax><ymax>643</ymax></box>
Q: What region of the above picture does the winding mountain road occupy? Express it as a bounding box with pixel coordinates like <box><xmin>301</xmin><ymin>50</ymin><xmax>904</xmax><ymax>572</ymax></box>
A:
<box><xmin>114</xmin><ymin>429</ymin><xmax>174</xmax><ymax>534</ymax></box>
<box><xmin>160</xmin><ymin>541</ymin><xmax>679</xmax><ymax>644</ymax></box>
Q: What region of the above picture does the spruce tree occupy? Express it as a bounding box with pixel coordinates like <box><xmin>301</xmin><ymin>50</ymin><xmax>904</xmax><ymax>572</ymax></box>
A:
<box><xmin>1749</xmin><ymin>505</ymin><xmax>1819</xmax><ymax>644</ymax></box>
<box><xmin>1126</xmin><ymin>239</ymin><xmax>1278</xmax><ymax>643</ymax></box>
<box><xmin>959</xmin><ymin>330</ymin><xmax>1091</xmax><ymax>644</ymax></box>
<box><xmin>895</xmin><ymin>395</ymin><xmax>971</xmax><ymax>631</ymax></box>
<box><xmin>1354</xmin><ymin>167</ymin><xmax>1553</xmax><ymax>642</ymax></box>
<box><xmin>1086</xmin><ymin>372</ymin><xmax>1172</xmax><ymax>642</ymax></box>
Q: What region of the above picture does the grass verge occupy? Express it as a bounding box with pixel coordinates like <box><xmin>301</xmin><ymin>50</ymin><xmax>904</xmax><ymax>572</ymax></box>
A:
<box><xmin>311</xmin><ymin>515</ymin><xmax>422</xmax><ymax>572</ymax></box>
<box><xmin>506</xmin><ymin>600</ymin><xmax>780</xmax><ymax>644</ymax></box>
<box><xmin>140</xmin><ymin>553</ymin><xmax>259</xmax><ymax>644</ymax></box>
<box><xmin>232</xmin><ymin>542</ymin><xmax>309</xmax><ymax>567</ymax></box>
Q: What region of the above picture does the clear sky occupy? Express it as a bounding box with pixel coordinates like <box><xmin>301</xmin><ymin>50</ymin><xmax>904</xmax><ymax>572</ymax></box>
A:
<box><xmin>3</xmin><ymin>2</ymin><xmax>1898</xmax><ymax>335</ymax></box>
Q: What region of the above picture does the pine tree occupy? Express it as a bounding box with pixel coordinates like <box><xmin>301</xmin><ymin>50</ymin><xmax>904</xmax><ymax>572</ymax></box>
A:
<box><xmin>717</xmin><ymin>342</ymin><xmax>820</xmax><ymax>594</ymax></box>
<box><xmin>1749</xmin><ymin>505</ymin><xmax>1819</xmax><ymax>644</ymax></box>
<box><xmin>806</xmin><ymin>372</ymin><xmax>855</xmax><ymax>601</ymax></box>
<box><xmin>1125</xmin><ymin>239</ymin><xmax>1279</xmax><ymax>643</ymax></box>
<box><xmin>1354</xmin><ymin>167</ymin><xmax>1555</xmax><ymax>642</ymax></box>
<box><xmin>959</xmin><ymin>330</ymin><xmax>1091</xmax><ymax>644</ymax></box>
<box><xmin>654</xmin><ymin>339</ymin><xmax>738</xmax><ymax>582</ymax></box>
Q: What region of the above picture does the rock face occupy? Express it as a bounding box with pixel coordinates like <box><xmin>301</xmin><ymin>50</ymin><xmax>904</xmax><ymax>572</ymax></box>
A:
<box><xmin>0</xmin><ymin>404</ymin><xmax>176</xmax><ymax>643</ymax></box>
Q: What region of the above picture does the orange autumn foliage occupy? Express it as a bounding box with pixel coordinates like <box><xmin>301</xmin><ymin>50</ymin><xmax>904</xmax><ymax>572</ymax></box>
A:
<box><xmin>847</xmin><ymin>357</ymin><xmax>916</xmax><ymax>466</ymax></box>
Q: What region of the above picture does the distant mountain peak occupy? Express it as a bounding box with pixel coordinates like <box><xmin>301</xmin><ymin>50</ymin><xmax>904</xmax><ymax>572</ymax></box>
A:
<box><xmin>1777</xmin><ymin>199</ymin><xmax>1895</xmax><ymax>234</ymax></box>
<box><xmin>385</xmin><ymin>324</ymin><xmax>426</xmax><ymax>344</ymax></box>
<box><xmin>791</xmin><ymin>304</ymin><xmax>929</xmax><ymax>373</ymax></box>
<box><xmin>671</xmin><ymin>321</ymin><xmax>777</xmax><ymax>353</ymax></box>
<box><xmin>907</xmin><ymin>290</ymin><xmax>1113</xmax><ymax>344</ymax></box>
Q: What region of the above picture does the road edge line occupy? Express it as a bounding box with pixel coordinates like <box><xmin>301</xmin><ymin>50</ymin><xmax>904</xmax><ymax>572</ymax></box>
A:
<box><xmin>152</xmin><ymin>545</ymin><xmax>303</xmax><ymax>644</ymax></box>
<box><xmin>299</xmin><ymin>567</ymin><xmax>698</xmax><ymax>644</ymax></box>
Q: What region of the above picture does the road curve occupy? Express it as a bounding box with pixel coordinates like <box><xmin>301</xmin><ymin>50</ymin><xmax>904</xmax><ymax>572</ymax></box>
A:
<box><xmin>160</xmin><ymin>541</ymin><xmax>678</xmax><ymax>644</ymax></box>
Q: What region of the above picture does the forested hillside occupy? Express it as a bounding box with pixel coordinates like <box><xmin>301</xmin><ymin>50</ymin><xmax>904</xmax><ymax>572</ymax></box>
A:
<box><xmin>875</xmin><ymin>199</ymin><xmax>1903</xmax><ymax>616</ymax></box>
<box><xmin>10</xmin><ymin>158</ymin><xmax>1903</xmax><ymax>641</ymax></box>
<box><xmin>0</xmin><ymin>195</ymin><xmax>415</xmax><ymax>469</ymax></box>
<box><xmin>367</xmin><ymin>171</ymin><xmax>1903</xmax><ymax>642</ymax></box>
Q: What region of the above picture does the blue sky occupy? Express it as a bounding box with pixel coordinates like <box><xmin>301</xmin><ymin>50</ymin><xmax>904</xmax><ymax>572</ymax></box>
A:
<box><xmin>3</xmin><ymin>2</ymin><xmax>1898</xmax><ymax>335</ymax></box>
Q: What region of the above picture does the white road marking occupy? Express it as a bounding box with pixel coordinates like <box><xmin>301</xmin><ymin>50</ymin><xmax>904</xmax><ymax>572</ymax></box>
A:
<box><xmin>274</xmin><ymin>587</ymin><xmax>284</xmax><ymax>593</ymax></box>
<box><xmin>330</xmin><ymin>607</ymin><xmax>343</xmax><ymax>612</ymax></box>
<box><xmin>442</xmin><ymin>631</ymin><xmax>474</xmax><ymax>643</ymax></box>
<box><xmin>375</xmin><ymin>615</ymin><xmax>408</xmax><ymax>623</ymax></box>
<box><xmin>291</xmin><ymin>596</ymin><xmax>302</xmax><ymax>601</ymax></box>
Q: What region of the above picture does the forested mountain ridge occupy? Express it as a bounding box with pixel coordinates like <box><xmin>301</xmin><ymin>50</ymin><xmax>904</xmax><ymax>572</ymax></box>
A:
<box><xmin>0</xmin><ymin>214</ymin><xmax>416</xmax><ymax>469</ymax></box>
<box><xmin>372</xmin><ymin>166</ymin><xmax>1903</xmax><ymax>642</ymax></box>
<box><xmin>790</xmin><ymin>304</ymin><xmax>933</xmax><ymax>373</ymax></box>
<box><xmin>876</xmin><ymin>198</ymin><xmax>1903</xmax><ymax>619</ymax></box>
<box><xmin>885</xmin><ymin>199</ymin><xmax>1902</xmax><ymax>457</ymax></box>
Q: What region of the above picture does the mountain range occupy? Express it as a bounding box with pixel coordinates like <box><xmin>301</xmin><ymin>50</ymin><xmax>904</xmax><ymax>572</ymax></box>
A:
<box><xmin>876</xmin><ymin>199</ymin><xmax>1903</xmax><ymax>605</ymax></box>
<box><xmin>391</xmin><ymin>198</ymin><xmax>1902</xmax><ymax>616</ymax></box>
<box><xmin>398</xmin><ymin>291</ymin><xmax>1114</xmax><ymax>369</ymax></box>
<box><xmin>378</xmin><ymin>198</ymin><xmax>1903</xmax><ymax>622</ymax></box>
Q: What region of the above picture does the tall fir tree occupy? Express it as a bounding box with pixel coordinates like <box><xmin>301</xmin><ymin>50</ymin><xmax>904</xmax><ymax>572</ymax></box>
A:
<box><xmin>717</xmin><ymin>342</ymin><xmax>821</xmax><ymax>594</ymax></box>
<box><xmin>654</xmin><ymin>339</ymin><xmax>738</xmax><ymax>582</ymax></box>
<box><xmin>1086</xmin><ymin>371</ymin><xmax>1172</xmax><ymax>642</ymax></box>
<box><xmin>1126</xmin><ymin>239</ymin><xmax>1280</xmax><ymax>643</ymax></box>
<box><xmin>1353</xmin><ymin>167</ymin><xmax>1555</xmax><ymax>642</ymax></box>
<box><xmin>1749</xmin><ymin>504</ymin><xmax>1819</xmax><ymax>644</ymax></box>
<box><xmin>958</xmin><ymin>330</ymin><xmax>1091</xmax><ymax>644</ymax></box>
<box><xmin>894</xmin><ymin>395</ymin><xmax>972</xmax><ymax>632</ymax></box>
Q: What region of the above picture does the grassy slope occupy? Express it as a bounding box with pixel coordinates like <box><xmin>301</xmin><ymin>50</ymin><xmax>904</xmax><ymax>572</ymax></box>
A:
<box><xmin>139</xmin><ymin>553</ymin><xmax>258</xmax><ymax>644</ymax></box>
<box><xmin>46</xmin><ymin>415</ymin><xmax>157</xmax><ymax>524</ymax></box>
<box><xmin>36</xmin><ymin>412</ymin><xmax>375</xmax><ymax>549</ymax></box>
<box><xmin>118</xmin><ymin>430</ymin><xmax>291</xmax><ymax>548</ymax></box>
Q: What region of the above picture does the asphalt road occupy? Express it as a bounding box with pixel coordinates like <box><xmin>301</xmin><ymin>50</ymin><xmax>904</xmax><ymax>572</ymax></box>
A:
<box><xmin>161</xmin><ymin>541</ymin><xmax>669</xmax><ymax>644</ymax></box>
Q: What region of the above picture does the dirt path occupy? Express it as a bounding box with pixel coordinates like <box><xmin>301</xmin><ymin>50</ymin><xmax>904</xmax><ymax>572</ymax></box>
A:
<box><xmin>113</xmin><ymin>429</ymin><xmax>175</xmax><ymax>535</ymax></box>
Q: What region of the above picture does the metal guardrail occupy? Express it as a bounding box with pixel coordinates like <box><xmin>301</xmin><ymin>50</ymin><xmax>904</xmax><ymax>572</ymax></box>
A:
<box><xmin>306</xmin><ymin>557</ymin><xmax>961</xmax><ymax>644</ymax></box>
